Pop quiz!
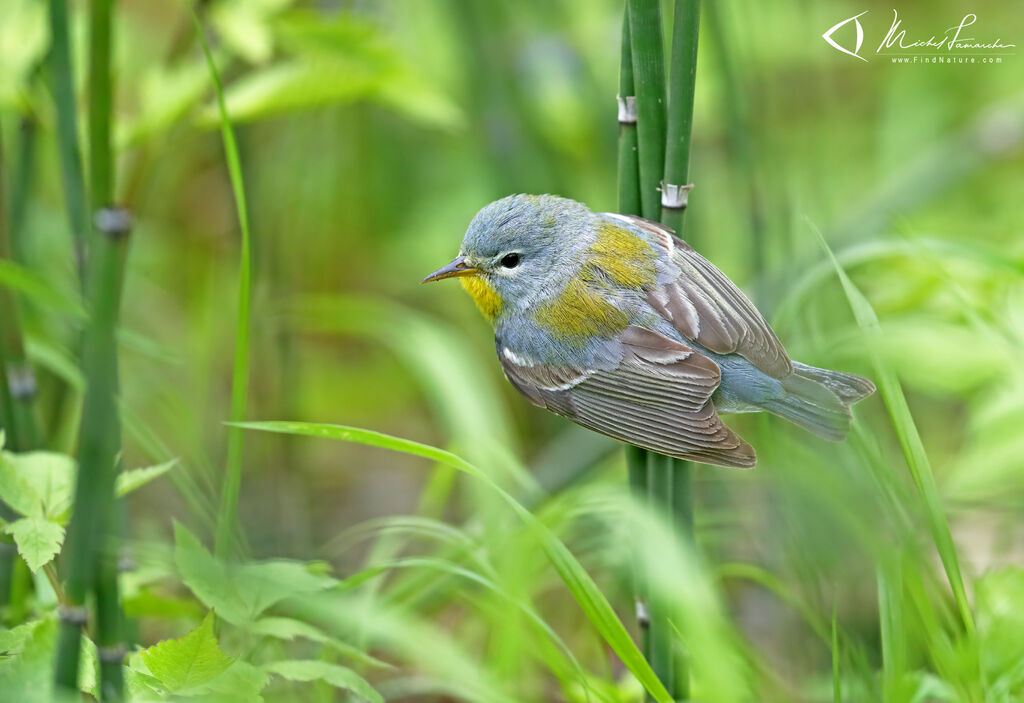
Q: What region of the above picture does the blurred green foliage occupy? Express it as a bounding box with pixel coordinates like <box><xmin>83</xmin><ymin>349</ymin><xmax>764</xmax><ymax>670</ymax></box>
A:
<box><xmin>2</xmin><ymin>0</ymin><xmax>1024</xmax><ymax>700</ymax></box>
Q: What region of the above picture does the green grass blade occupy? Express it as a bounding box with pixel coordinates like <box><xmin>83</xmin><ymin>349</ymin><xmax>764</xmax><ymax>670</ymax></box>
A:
<box><xmin>817</xmin><ymin>230</ymin><xmax>975</xmax><ymax>635</ymax></box>
<box><xmin>234</xmin><ymin>421</ymin><xmax>674</xmax><ymax>703</ymax></box>
<box><xmin>832</xmin><ymin>601</ymin><xmax>841</xmax><ymax>703</ymax></box>
<box><xmin>191</xmin><ymin>12</ymin><xmax>253</xmax><ymax>558</ymax></box>
<box><xmin>877</xmin><ymin>565</ymin><xmax>908</xmax><ymax>702</ymax></box>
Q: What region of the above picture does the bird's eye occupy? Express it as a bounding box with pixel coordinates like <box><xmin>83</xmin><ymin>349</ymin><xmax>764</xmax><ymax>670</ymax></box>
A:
<box><xmin>500</xmin><ymin>253</ymin><xmax>521</xmax><ymax>269</ymax></box>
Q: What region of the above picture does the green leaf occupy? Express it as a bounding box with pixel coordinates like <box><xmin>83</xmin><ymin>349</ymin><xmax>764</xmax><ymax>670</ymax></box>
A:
<box><xmin>192</xmin><ymin>8</ymin><xmax>253</xmax><ymax>558</ymax></box>
<box><xmin>174</xmin><ymin>523</ymin><xmax>338</xmax><ymax>625</ymax></box>
<box><xmin>25</xmin><ymin>337</ymin><xmax>85</xmax><ymax>391</ymax></box>
<box><xmin>264</xmin><ymin>660</ymin><xmax>382</xmax><ymax>703</ymax></box>
<box><xmin>199</xmin><ymin>660</ymin><xmax>268</xmax><ymax>702</ymax></box>
<box><xmin>0</xmin><ymin>615</ymin><xmax>97</xmax><ymax>699</ymax></box>
<box><xmin>10</xmin><ymin>452</ymin><xmax>76</xmax><ymax>520</ymax></box>
<box><xmin>976</xmin><ymin>567</ymin><xmax>1024</xmax><ymax>687</ymax></box>
<box><xmin>235</xmin><ymin>421</ymin><xmax>674</xmax><ymax>703</ymax></box>
<box><xmin>0</xmin><ymin>0</ymin><xmax>47</xmax><ymax>110</ymax></box>
<box><xmin>0</xmin><ymin>452</ymin><xmax>42</xmax><ymax>517</ymax></box>
<box><xmin>139</xmin><ymin>613</ymin><xmax>232</xmax><ymax>692</ymax></box>
<box><xmin>4</xmin><ymin>517</ymin><xmax>65</xmax><ymax>572</ymax></box>
<box><xmin>0</xmin><ymin>260</ymin><xmax>86</xmax><ymax>320</ymax></box>
<box><xmin>0</xmin><ymin>618</ymin><xmax>54</xmax><ymax>702</ymax></box>
<box><xmin>202</xmin><ymin>58</ymin><xmax>379</xmax><ymax>125</ymax></box>
<box><xmin>248</xmin><ymin>617</ymin><xmax>390</xmax><ymax>669</ymax></box>
<box><xmin>116</xmin><ymin>459</ymin><xmax>178</xmax><ymax>497</ymax></box>
<box><xmin>124</xmin><ymin>670</ymin><xmax>164</xmax><ymax>701</ymax></box>
<box><xmin>208</xmin><ymin>0</ymin><xmax>292</xmax><ymax>64</ymax></box>
<box><xmin>118</xmin><ymin>59</ymin><xmax>211</xmax><ymax>148</ymax></box>
<box><xmin>123</xmin><ymin>587</ymin><xmax>205</xmax><ymax>621</ymax></box>
<box><xmin>818</xmin><ymin>232</ymin><xmax>975</xmax><ymax>635</ymax></box>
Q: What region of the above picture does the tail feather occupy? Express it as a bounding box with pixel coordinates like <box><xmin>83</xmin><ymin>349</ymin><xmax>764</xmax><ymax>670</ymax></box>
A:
<box><xmin>763</xmin><ymin>363</ymin><xmax>875</xmax><ymax>441</ymax></box>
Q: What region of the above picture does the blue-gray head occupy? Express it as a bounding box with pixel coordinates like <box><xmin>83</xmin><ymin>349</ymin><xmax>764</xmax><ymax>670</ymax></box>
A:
<box><xmin>422</xmin><ymin>194</ymin><xmax>593</xmax><ymax>321</ymax></box>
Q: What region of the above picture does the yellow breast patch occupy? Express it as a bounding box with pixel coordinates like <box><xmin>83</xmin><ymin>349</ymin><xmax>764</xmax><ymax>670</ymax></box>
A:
<box><xmin>534</xmin><ymin>277</ymin><xmax>629</xmax><ymax>341</ymax></box>
<box><xmin>460</xmin><ymin>274</ymin><xmax>502</xmax><ymax>322</ymax></box>
<box><xmin>589</xmin><ymin>221</ymin><xmax>658</xmax><ymax>288</ymax></box>
<box><xmin>532</xmin><ymin>222</ymin><xmax>656</xmax><ymax>343</ymax></box>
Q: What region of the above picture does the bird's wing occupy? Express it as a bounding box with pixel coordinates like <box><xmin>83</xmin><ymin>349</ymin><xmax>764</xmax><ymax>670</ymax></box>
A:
<box><xmin>602</xmin><ymin>213</ymin><xmax>793</xmax><ymax>378</ymax></box>
<box><xmin>499</xmin><ymin>326</ymin><xmax>756</xmax><ymax>468</ymax></box>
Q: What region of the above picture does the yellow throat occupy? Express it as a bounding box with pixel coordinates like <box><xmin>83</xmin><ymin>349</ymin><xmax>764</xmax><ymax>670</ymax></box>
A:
<box><xmin>460</xmin><ymin>274</ymin><xmax>502</xmax><ymax>322</ymax></box>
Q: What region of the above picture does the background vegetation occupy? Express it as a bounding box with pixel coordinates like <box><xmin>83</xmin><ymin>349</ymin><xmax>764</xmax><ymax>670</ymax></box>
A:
<box><xmin>1</xmin><ymin>0</ymin><xmax>1023</xmax><ymax>700</ymax></box>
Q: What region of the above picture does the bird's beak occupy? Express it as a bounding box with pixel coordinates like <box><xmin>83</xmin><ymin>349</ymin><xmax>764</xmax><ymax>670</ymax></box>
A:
<box><xmin>421</xmin><ymin>255</ymin><xmax>480</xmax><ymax>283</ymax></box>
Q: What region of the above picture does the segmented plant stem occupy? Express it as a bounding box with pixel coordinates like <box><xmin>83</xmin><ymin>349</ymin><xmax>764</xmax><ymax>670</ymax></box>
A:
<box><xmin>622</xmin><ymin>0</ymin><xmax>703</xmax><ymax>698</ymax></box>
<box><xmin>662</xmin><ymin>0</ymin><xmax>701</xmax><ymax>234</ymax></box>
<box><xmin>54</xmin><ymin>0</ymin><xmax>129</xmax><ymax>696</ymax></box>
<box><xmin>0</xmin><ymin>132</ymin><xmax>39</xmax><ymax>452</ymax></box>
<box><xmin>46</xmin><ymin>0</ymin><xmax>89</xmax><ymax>283</ymax></box>
<box><xmin>618</xmin><ymin>10</ymin><xmax>641</xmax><ymax>218</ymax></box>
<box><xmin>627</xmin><ymin>0</ymin><xmax>667</xmax><ymax>222</ymax></box>
<box><xmin>618</xmin><ymin>7</ymin><xmax>652</xmax><ymax>675</ymax></box>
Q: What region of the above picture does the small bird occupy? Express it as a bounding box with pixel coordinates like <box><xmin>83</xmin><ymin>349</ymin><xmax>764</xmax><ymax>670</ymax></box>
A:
<box><xmin>422</xmin><ymin>194</ymin><xmax>874</xmax><ymax>468</ymax></box>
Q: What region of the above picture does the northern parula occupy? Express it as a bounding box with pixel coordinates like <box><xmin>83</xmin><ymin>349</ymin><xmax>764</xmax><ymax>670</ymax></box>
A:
<box><xmin>423</xmin><ymin>194</ymin><xmax>874</xmax><ymax>468</ymax></box>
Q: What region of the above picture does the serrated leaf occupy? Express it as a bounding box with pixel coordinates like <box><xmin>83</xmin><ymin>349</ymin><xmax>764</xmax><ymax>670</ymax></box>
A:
<box><xmin>5</xmin><ymin>517</ymin><xmax>64</xmax><ymax>572</ymax></box>
<box><xmin>116</xmin><ymin>459</ymin><xmax>178</xmax><ymax>497</ymax></box>
<box><xmin>174</xmin><ymin>523</ymin><xmax>338</xmax><ymax>625</ymax></box>
<box><xmin>140</xmin><ymin>613</ymin><xmax>232</xmax><ymax>692</ymax></box>
<box><xmin>0</xmin><ymin>452</ymin><xmax>42</xmax><ymax>517</ymax></box>
<box><xmin>0</xmin><ymin>617</ymin><xmax>55</xmax><ymax>701</ymax></box>
<box><xmin>124</xmin><ymin>667</ymin><xmax>165</xmax><ymax>700</ymax></box>
<box><xmin>265</xmin><ymin>660</ymin><xmax>382</xmax><ymax>703</ymax></box>
<box><xmin>12</xmin><ymin>452</ymin><xmax>76</xmax><ymax>519</ymax></box>
<box><xmin>0</xmin><ymin>615</ymin><xmax>98</xmax><ymax>698</ymax></box>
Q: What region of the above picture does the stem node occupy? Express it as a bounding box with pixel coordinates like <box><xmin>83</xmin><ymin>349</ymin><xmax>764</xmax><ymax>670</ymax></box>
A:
<box><xmin>618</xmin><ymin>95</ymin><xmax>639</xmax><ymax>124</ymax></box>
<box><xmin>659</xmin><ymin>182</ymin><xmax>694</xmax><ymax>211</ymax></box>
<box><xmin>58</xmin><ymin>605</ymin><xmax>90</xmax><ymax>626</ymax></box>
<box><xmin>94</xmin><ymin>207</ymin><xmax>133</xmax><ymax>239</ymax></box>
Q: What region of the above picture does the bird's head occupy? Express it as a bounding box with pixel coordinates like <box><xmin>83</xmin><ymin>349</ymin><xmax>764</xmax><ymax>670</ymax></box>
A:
<box><xmin>422</xmin><ymin>194</ymin><xmax>591</xmax><ymax>323</ymax></box>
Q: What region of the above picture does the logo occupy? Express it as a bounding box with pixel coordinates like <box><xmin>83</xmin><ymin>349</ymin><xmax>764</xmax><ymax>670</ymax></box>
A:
<box><xmin>822</xmin><ymin>11</ymin><xmax>868</xmax><ymax>61</ymax></box>
<box><xmin>822</xmin><ymin>10</ymin><xmax>1016</xmax><ymax>64</ymax></box>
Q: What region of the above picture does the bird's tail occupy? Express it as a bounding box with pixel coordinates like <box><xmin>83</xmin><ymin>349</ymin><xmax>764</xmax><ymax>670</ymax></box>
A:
<box><xmin>762</xmin><ymin>362</ymin><xmax>876</xmax><ymax>441</ymax></box>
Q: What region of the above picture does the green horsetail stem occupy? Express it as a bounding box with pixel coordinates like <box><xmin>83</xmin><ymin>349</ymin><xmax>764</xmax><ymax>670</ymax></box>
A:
<box><xmin>618</xmin><ymin>9</ymin><xmax>641</xmax><ymax>218</ymax></box>
<box><xmin>1</xmin><ymin>110</ymin><xmax>44</xmax><ymax>618</ymax></box>
<box><xmin>661</xmin><ymin>0</ymin><xmax>701</xmax><ymax>236</ymax></box>
<box><xmin>0</xmin><ymin>133</ymin><xmax>39</xmax><ymax>453</ymax></box>
<box><xmin>618</xmin><ymin>4</ymin><xmax>653</xmax><ymax>672</ymax></box>
<box><xmin>627</xmin><ymin>0</ymin><xmax>667</xmax><ymax>223</ymax></box>
<box><xmin>54</xmin><ymin>0</ymin><xmax>129</xmax><ymax>697</ymax></box>
<box><xmin>623</xmin><ymin>0</ymin><xmax>703</xmax><ymax>698</ymax></box>
<box><xmin>661</xmin><ymin>1</ymin><xmax>702</xmax><ymax>698</ymax></box>
<box><xmin>46</xmin><ymin>0</ymin><xmax>89</xmax><ymax>284</ymax></box>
